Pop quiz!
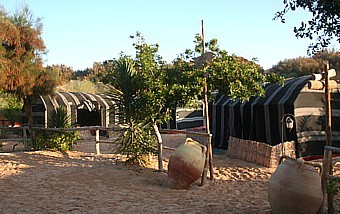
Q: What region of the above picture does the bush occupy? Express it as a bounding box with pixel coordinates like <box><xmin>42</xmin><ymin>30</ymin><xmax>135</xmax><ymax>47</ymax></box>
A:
<box><xmin>37</xmin><ymin>107</ymin><xmax>79</xmax><ymax>152</ymax></box>
<box><xmin>0</xmin><ymin>93</ymin><xmax>23</xmax><ymax>125</ymax></box>
<box><xmin>116</xmin><ymin>120</ymin><xmax>157</xmax><ymax>166</ymax></box>
<box><xmin>36</xmin><ymin>131</ymin><xmax>79</xmax><ymax>152</ymax></box>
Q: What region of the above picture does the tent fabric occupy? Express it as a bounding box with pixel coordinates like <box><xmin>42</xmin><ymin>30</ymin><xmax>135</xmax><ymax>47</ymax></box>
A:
<box><xmin>30</xmin><ymin>92</ymin><xmax>117</xmax><ymax>127</ymax></box>
<box><xmin>211</xmin><ymin>75</ymin><xmax>340</xmax><ymax>157</ymax></box>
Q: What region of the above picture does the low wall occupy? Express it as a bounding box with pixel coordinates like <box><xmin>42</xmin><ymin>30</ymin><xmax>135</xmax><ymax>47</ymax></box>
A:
<box><xmin>227</xmin><ymin>136</ymin><xmax>296</xmax><ymax>168</ymax></box>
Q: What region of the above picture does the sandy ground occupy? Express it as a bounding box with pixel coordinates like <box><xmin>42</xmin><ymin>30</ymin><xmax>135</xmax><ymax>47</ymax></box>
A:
<box><xmin>0</xmin><ymin>134</ymin><xmax>339</xmax><ymax>213</ymax></box>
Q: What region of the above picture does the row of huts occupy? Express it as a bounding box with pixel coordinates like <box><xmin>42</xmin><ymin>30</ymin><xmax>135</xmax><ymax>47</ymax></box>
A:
<box><xmin>26</xmin><ymin>73</ymin><xmax>340</xmax><ymax>157</ymax></box>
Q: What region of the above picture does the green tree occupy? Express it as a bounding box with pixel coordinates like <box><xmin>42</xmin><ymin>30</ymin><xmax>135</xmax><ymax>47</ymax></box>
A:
<box><xmin>274</xmin><ymin>0</ymin><xmax>340</xmax><ymax>54</ymax></box>
<box><xmin>313</xmin><ymin>49</ymin><xmax>340</xmax><ymax>71</ymax></box>
<box><xmin>269</xmin><ymin>49</ymin><xmax>340</xmax><ymax>78</ymax></box>
<box><xmin>45</xmin><ymin>64</ymin><xmax>74</xmax><ymax>85</ymax></box>
<box><xmin>107</xmin><ymin>32</ymin><xmax>282</xmax><ymax>165</ymax></box>
<box><xmin>189</xmin><ymin>34</ymin><xmax>283</xmax><ymax>101</ymax></box>
<box><xmin>0</xmin><ymin>5</ymin><xmax>56</xmax><ymax>148</ymax></box>
<box><xmin>0</xmin><ymin>92</ymin><xmax>23</xmax><ymax>125</ymax></box>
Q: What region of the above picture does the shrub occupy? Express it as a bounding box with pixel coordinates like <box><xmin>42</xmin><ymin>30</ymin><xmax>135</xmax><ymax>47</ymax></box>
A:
<box><xmin>116</xmin><ymin>120</ymin><xmax>157</xmax><ymax>166</ymax></box>
<box><xmin>37</xmin><ymin>107</ymin><xmax>79</xmax><ymax>151</ymax></box>
<box><xmin>36</xmin><ymin>131</ymin><xmax>79</xmax><ymax>152</ymax></box>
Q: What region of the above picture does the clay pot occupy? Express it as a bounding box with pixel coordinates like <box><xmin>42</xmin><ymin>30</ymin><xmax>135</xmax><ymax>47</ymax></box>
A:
<box><xmin>168</xmin><ymin>138</ymin><xmax>206</xmax><ymax>189</ymax></box>
<box><xmin>268</xmin><ymin>155</ymin><xmax>323</xmax><ymax>214</ymax></box>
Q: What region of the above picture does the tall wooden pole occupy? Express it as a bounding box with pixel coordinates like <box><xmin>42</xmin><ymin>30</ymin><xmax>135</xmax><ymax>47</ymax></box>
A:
<box><xmin>320</xmin><ymin>61</ymin><xmax>333</xmax><ymax>213</ymax></box>
<box><xmin>201</xmin><ymin>20</ymin><xmax>205</xmax><ymax>53</ymax></box>
<box><xmin>325</xmin><ymin>61</ymin><xmax>332</xmax><ymax>148</ymax></box>
<box><xmin>200</xmin><ymin>20</ymin><xmax>214</xmax><ymax>186</ymax></box>
<box><xmin>325</xmin><ymin>61</ymin><xmax>334</xmax><ymax>213</ymax></box>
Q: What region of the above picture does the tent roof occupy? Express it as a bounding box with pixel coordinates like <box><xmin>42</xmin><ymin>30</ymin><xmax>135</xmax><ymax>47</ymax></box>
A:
<box><xmin>39</xmin><ymin>92</ymin><xmax>115</xmax><ymax>111</ymax></box>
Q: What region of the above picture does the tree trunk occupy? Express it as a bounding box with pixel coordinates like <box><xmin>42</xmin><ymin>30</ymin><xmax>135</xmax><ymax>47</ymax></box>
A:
<box><xmin>23</xmin><ymin>95</ymin><xmax>36</xmax><ymax>150</ymax></box>
<box><xmin>170</xmin><ymin>108</ymin><xmax>177</xmax><ymax>129</ymax></box>
<box><xmin>153</xmin><ymin>123</ymin><xmax>164</xmax><ymax>172</ymax></box>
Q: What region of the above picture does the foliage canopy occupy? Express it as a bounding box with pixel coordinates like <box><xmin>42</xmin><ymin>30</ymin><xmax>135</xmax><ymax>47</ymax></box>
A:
<box><xmin>0</xmin><ymin>4</ymin><xmax>57</xmax><ymax>149</ymax></box>
<box><xmin>105</xmin><ymin>32</ymin><xmax>283</xmax><ymax>165</ymax></box>
<box><xmin>274</xmin><ymin>0</ymin><xmax>340</xmax><ymax>54</ymax></box>
<box><xmin>269</xmin><ymin>49</ymin><xmax>340</xmax><ymax>77</ymax></box>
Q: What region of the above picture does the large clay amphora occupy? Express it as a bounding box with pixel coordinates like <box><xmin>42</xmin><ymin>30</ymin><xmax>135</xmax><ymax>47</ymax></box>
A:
<box><xmin>168</xmin><ymin>138</ymin><xmax>207</xmax><ymax>189</ymax></box>
<box><xmin>268</xmin><ymin>155</ymin><xmax>323</xmax><ymax>214</ymax></box>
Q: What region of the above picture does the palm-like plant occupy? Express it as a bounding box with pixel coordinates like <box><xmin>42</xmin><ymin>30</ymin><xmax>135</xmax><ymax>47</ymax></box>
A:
<box><xmin>48</xmin><ymin>106</ymin><xmax>70</xmax><ymax>128</ymax></box>
<box><xmin>106</xmin><ymin>57</ymin><xmax>157</xmax><ymax>165</ymax></box>
<box><xmin>37</xmin><ymin>106</ymin><xmax>79</xmax><ymax>151</ymax></box>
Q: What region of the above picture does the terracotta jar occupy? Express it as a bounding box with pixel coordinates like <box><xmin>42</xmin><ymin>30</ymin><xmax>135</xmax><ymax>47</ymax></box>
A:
<box><xmin>168</xmin><ymin>138</ymin><xmax>207</xmax><ymax>189</ymax></box>
<box><xmin>268</xmin><ymin>155</ymin><xmax>323</xmax><ymax>213</ymax></box>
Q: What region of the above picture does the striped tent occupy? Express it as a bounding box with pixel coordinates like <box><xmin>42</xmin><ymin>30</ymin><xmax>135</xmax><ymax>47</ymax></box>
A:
<box><xmin>28</xmin><ymin>92</ymin><xmax>118</xmax><ymax>127</ymax></box>
<box><xmin>211</xmin><ymin>74</ymin><xmax>340</xmax><ymax>157</ymax></box>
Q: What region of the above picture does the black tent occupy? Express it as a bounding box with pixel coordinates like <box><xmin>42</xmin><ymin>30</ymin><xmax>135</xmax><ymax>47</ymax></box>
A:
<box><xmin>211</xmin><ymin>74</ymin><xmax>340</xmax><ymax>157</ymax></box>
<box><xmin>26</xmin><ymin>92</ymin><xmax>118</xmax><ymax>127</ymax></box>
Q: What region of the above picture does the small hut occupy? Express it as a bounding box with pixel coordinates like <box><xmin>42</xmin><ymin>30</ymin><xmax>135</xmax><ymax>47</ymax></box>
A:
<box><xmin>211</xmin><ymin>74</ymin><xmax>340</xmax><ymax>158</ymax></box>
<box><xmin>26</xmin><ymin>92</ymin><xmax>118</xmax><ymax>127</ymax></box>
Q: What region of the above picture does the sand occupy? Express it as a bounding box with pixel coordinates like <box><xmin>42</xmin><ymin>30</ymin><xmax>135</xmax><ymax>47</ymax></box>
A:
<box><xmin>0</xmin><ymin>135</ymin><xmax>339</xmax><ymax>213</ymax></box>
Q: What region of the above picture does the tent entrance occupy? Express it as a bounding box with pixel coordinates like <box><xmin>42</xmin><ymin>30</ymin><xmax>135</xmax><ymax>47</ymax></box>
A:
<box><xmin>77</xmin><ymin>109</ymin><xmax>101</xmax><ymax>126</ymax></box>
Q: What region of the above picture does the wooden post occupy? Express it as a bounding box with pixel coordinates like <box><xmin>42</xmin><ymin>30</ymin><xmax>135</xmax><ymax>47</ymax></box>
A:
<box><xmin>200</xmin><ymin>134</ymin><xmax>209</xmax><ymax>186</ymax></box>
<box><xmin>325</xmin><ymin>61</ymin><xmax>334</xmax><ymax>213</ymax></box>
<box><xmin>201</xmin><ymin>20</ymin><xmax>205</xmax><ymax>53</ymax></box>
<box><xmin>201</xmin><ymin>20</ymin><xmax>214</xmax><ymax>183</ymax></box>
<box><xmin>320</xmin><ymin>61</ymin><xmax>333</xmax><ymax>213</ymax></box>
<box><xmin>95</xmin><ymin>128</ymin><xmax>100</xmax><ymax>156</ymax></box>
<box><xmin>23</xmin><ymin>127</ymin><xmax>28</xmax><ymax>150</ymax></box>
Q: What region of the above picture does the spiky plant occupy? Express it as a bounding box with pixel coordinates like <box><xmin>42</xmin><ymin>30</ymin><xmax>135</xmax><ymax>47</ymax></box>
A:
<box><xmin>48</xmin><ymin>106</ymin><xmax>70</xmax><ymax>128</ymax></box>
<box><xmin>106</xmin><ymin>57</ymin><xmax>157</xmax><ymax>165</ymax></box>
<box><xmin>37</xmin><ymin>106</ymin><xmax>79</xmax><ymax>151</ymax></box>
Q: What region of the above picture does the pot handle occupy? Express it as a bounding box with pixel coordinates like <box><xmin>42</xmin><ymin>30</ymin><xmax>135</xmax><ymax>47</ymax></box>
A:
<box><xmin>297</xmin><ymin>158</ymin><xmax>323</xmax><ymax>175</ymax></box>
<box><xmin>279</xmin><ymin>156</ymin><xmax>323</xmax><ymax>175</ymax></box>
<box><xmin>279</xmin><ymin>155</ymin><xmax>292</xmax><ymax>164</ymax></box>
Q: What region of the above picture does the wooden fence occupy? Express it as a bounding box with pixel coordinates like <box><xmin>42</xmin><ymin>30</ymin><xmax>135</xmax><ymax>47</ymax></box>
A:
<box><xmin>0</xmin><ymin>126</ymin><xmax>214</xmax><ymax>184</ymax></box>
<box><xmin>0</xmin><ymin>126</ymin><xmax>124</xmax><ymax>155</ymax></box>
<box><xmin>227</xmin><ymin>136</ymin><xmax>296</xmax><ymax>168</ymax></box>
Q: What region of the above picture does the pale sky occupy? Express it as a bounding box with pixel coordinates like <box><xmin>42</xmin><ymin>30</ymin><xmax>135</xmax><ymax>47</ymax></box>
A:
<box><xmin>1</xmin><ymin>0</ymin><xmax>339</xmax><ymax>70</ymax></box>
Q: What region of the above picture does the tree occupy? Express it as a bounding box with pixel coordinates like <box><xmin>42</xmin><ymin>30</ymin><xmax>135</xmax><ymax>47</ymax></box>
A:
<box><xmin>106</xmin><ymin>57</ymin><xmax>156</xmax><ymax>165</ymax></box>
<box><xmin>269</xmin><ymin>49</ymin><xmax>340</xmax><ymax>78</ymax></box>
<box><xmin>106</xmin><ymin>33</ymin><xmax>203</xmax><ymax>165</ymax></box>
<box><xmin>189</xmin><ymin>34</ymin><xmax>283</xmax><ymax>101</ymax></box>
<box><xmin>106</xmin><ymin>32</ymin><xmax>282</xmax><ymax>165</ymax></box>
<box><xmin>45</xmin><ymin>64</ymin><xmax>74</xmax><ymax>85</ymax></box>
<box><xmin>274</xmin><ymin>0</ymin><xmax>340</xmax><ymax>54</ymax></box>
<box><xmin>0</xmin><ymin>5</ymin><xmax>56</xmax><ymax>148</ymax></box>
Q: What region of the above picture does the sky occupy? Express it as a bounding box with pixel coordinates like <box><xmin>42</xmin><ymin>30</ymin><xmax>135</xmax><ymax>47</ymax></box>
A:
<box><xmin>1</xmin><ymin>0</ymin><xmax>339</xmax><ymax>71</ymax></box>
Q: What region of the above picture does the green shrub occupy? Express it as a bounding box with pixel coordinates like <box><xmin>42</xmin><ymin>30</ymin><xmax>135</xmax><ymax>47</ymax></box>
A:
<box><xmin>0</xmin><ymin>92</ymin><xmax>23</xmax><ymax>125</ymax></box>
<box><xmin>36</xmin><ymin>131</ymin><xmax>79</xmax><ymax>152</ymax></box>
<box><xmin>116</xmin><ymin>120</ymin><xmax>157</xmax><ymax>166</ymax></box>
<box><xmin>37</xmin><ymin>106</ymin><xmax>79</xmax><ymax>152</ymax></box>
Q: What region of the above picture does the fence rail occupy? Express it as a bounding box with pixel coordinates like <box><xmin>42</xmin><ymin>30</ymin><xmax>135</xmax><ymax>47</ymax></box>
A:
<box><xmin>0</xmin><ymin>125</ymin><xmax>125</xmax><ymax>154</ymax></box>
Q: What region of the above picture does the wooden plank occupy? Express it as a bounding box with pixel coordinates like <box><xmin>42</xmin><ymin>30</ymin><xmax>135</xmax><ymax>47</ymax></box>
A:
<box><xmin>246</xmin><ymin>140</ymin><xmax>252</xmax><ymax>163</ymax></box>
<box><xmin>254</xmin><ymin>141</ymin><xmax>259</xmax><ymax>164</ymax></box>
<box><xmin>264</xmin><ymin>145</ymin><xmax>272</xmax><ymax>167</ymax></box>
<box><xmin>0</xmin><ymin>138</ymin><xmax>29</xmax><ymax>142</ymax></box>
<box><xmin>160</xmin><ymin>129</ymin><xmax>210</xmax><ymax>137</ymax></box>
<box><xmin>325</xmin><ymin>146</ymin><xmax>340</xmax><ymax>153</ymax></box>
